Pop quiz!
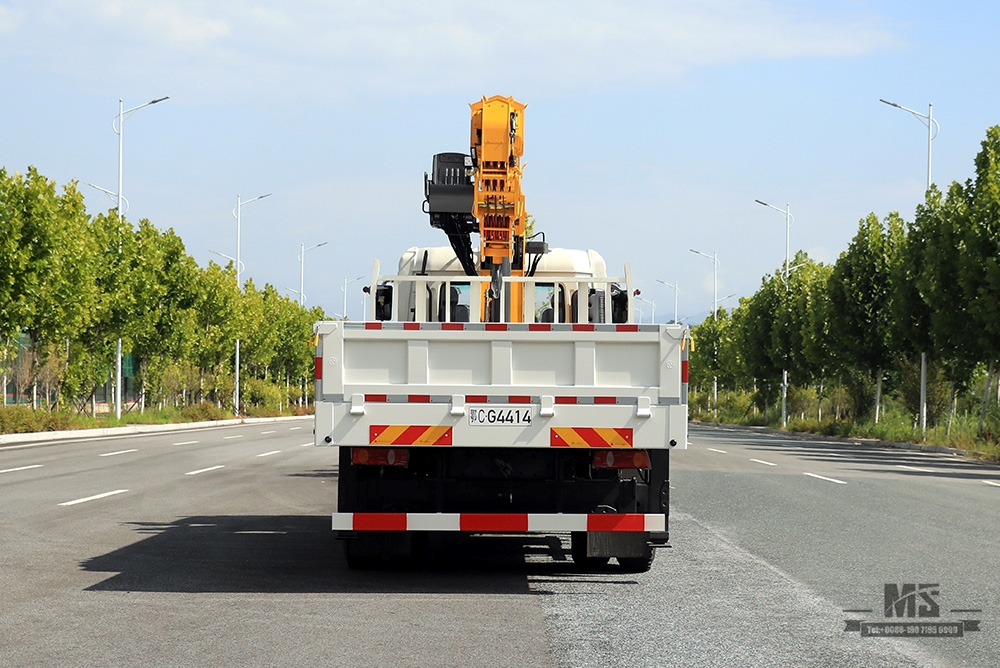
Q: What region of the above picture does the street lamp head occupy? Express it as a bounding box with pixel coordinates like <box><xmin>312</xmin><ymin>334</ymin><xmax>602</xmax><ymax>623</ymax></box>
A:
<box><xmin>150</xmin><ymin>96</ymin><xmax>170</xmax><ymax>105</ymax></box>
<box><xmin>879</xmin><ymin>98</ymin><xmax>901</xmax><ymax>109</ymax></box>
<box><xmin>754</xmin><ymin>199</ymin><xmax>769</xmax><ymax>207</ymax></box>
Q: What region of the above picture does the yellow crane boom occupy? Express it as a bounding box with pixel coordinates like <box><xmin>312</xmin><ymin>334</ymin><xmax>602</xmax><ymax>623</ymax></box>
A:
<box><xmin>425</xmin><ymin>95</ymin><xmax>539</xmax><ymax>322</ymax></box>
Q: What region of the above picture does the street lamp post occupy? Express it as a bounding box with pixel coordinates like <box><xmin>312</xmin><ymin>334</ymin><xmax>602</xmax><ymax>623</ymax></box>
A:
<box><xmin>880</xmin><ymin>98</ymin><xmax>939</xmax><ymax>435</ymax></box>
<box><xmin>657</xmin><ymin>279</ymin><xmax>679</xmax><ymax>323</ymax></box>
<box><xmin>209</xmin><ymin>250</ymin><xmax>245</xmax><ymax>274</ymax></box>
<box><xmin>233</xmin><ymin>193</ymin><xmax>271</xmax><ymax>416</ymax></box>
<box><xmin>111</xmin><ymin>96</ymin><xmax>168</xmax><ymax>420</ymax></box>
<box><xmin>755</xmin><ymin>199</ymin><xmax>794</xmax><ymax>428</ymax></box>
<box><xmin>690</xmin><ymin>248</ymin><xmax>720</xmax><ymax>417</ymax></box>
<box><xmin>298</xmin><ymin>242</ymin><xmax>328</xmax><ymax>307</ymax></box>
<box><xmin>343</xmin><ymin>276</ymin><xmax>363</xmax><ymax>321</ymax></box>
<box><xmin>634</xmin><ymin>294</ymin><xmax>655</xmax><ymax>323</ymax></box>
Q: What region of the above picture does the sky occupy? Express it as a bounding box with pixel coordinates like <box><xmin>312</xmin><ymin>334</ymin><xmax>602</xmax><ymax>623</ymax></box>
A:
<box><xmin>2</xmin><ymin>1</ymin><xmax>999</xmax><ymax>324</ymax></box>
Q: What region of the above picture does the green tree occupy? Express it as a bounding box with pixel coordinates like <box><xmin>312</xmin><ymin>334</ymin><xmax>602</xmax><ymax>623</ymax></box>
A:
<box><xmin>735</xmin><ymin>272</ymin><xmax>784</xmax><ymax>403</ymax></box>
<box><xmin>128</xmin><ymin>222</ymin><xmax>200</xmax><ymax>410</ymax></box>
<box><xmin>961</xmin><ymin>126</ymin><xmax>1000</xmax><ymax>432</ymax></box>
<box><xmin>191</xmin><ymin>261</ymin><xmax>241</xmax><ymax>406</ymax></box>
<box><xmin>2</xmin><ymin>170</ymin><xmax>99</xmax><ymax>406</ymax></box>
<box><xmin>909</xmin><ymin>183</ymin><xmax>978</xmax><ymax>426</ymax></box>
<box><xmin>826</xmin><ymin>212</ymin><xmax>903</xmax><ymax>421</ymax></box>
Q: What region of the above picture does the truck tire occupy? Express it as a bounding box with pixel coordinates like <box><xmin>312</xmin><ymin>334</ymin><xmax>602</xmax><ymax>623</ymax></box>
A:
<box><xmin>616</xmin><ymin>545</ymin><xmax>655</xmax><ymax>573</ymax></box>
<box><xmin>570</xmin><ymin>532</ymin><xmax>610</xmax><ymax>570</ymax></box>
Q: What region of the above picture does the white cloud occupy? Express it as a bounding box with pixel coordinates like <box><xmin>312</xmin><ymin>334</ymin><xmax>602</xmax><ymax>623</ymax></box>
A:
<box><xmin>1</xmin><ymin>1</ymin><xmax>901</xmax><ymax>105</ymax></box>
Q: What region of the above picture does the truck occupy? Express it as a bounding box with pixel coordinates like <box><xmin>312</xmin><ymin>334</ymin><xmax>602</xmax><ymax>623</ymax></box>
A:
<box><xmin>313</xmin><ymin>95</ymin><xmax>689</xmax><ymax>571</ymax></box>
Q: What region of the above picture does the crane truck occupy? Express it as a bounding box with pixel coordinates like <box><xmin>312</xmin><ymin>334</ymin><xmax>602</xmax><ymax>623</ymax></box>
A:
<box><xmin>313</xmin><ymin>95</ymin><xmax>689</xmax><ymax>571</ymax></box>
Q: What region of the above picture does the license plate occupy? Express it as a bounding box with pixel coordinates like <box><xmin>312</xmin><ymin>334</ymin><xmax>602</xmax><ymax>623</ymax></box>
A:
<box><xmin>467</xmin><ymin>405</ymin><xmax>534</xmax><ymax>427</ymax></box>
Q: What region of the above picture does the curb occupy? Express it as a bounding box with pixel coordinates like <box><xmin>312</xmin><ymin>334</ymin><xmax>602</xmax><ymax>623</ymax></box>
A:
<box><xmin>692</xmin><ymin>420</ymin><xmax>988</xmax><ymax>462</ymax></box>
<box><xmin>0</xmin><ymin>414</ymin><xmax>312</xmax><ymax>449</ymax></box>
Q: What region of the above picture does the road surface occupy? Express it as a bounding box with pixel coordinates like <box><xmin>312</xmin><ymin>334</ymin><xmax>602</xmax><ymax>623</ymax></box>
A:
<box><xmin>1</xmin><ymin>420</ymin><xmax>996</xmax><ymax>666</ymax></box>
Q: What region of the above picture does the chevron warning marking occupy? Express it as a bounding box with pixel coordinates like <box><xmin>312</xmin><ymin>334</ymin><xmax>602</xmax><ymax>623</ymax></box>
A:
<box><xmin>369</xmin><ymin>425</ymin><xmax>453</xmax><ymax>446</ymax></box>
<box><xmin>549</xmin><ymin>427</ymin><xmax>633</xmax><ymax>448</ymax></box>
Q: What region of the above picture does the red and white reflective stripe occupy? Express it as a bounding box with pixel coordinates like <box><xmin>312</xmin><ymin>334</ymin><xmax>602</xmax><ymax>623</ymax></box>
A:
<box><xmin>360</xmin><ymin>394</ymin><xmax>632</xmax><ymax>405</ymax></box>
<box><xmin>332</xmin><ymin>512</ymin><xmax>665</xmax><ymax>532</ymax></box>
<box><xmin>349</xmin><ymin>322</ymin><xmax>658</xmax><ymax>333</ymax></box>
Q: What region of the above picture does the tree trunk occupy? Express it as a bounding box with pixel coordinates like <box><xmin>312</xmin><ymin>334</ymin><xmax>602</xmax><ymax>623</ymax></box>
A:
<box><xmin>978</xmin><ymin>359</ymin><xmax>996</xmax><ymax>436</ymax></box>
<box><xmin>818</xmin><ymin>379</ymin><xmax>824</xmax><ymax>421</ymax></box>
<box><xmin>874</xmin><ymin>369</ymin><xmax>883</xmax><ymax>424</ymax></box>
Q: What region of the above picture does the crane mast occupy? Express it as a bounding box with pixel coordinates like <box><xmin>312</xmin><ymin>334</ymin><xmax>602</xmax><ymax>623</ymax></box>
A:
<box><xmin>424</xmin><ymin>95</ymin><xmax>535</xmax><ymax>322</ymax></box>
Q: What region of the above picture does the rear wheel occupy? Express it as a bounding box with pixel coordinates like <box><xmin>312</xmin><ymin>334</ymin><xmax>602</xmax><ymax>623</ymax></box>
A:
<box><xmin>616</xmin><ymin>544</ymin><xmax>655</xmax><ymax>573</ymax></box>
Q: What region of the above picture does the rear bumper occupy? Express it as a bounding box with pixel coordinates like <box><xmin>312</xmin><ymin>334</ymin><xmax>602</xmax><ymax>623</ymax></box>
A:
<box><xmin>333</xmin><ymin>512</ymin><xmax>665</xmax><ymax>532</ymax></box>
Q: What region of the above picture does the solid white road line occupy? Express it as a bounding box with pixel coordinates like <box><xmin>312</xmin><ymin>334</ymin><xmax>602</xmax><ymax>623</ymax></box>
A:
<box><xmin>58</xmin><ymin>489</ymin><xmax>128</xmax><ymax>506</ymax></box>
<box><xmin>750</xmin><ymin>458</ymin><xmax>777</xmax><ymax>466</ymax></box>
<box><xmin>803</xmin><ymin>472</ymin><xmax>847</xmax><ymax>485</ymax></box>
<box><xmin>99</xmin><ymin>449</ymin><xmax>138</xmax><ymax>457</ymax></box>
<box><xmin>173</xmin><ymin>440</ymin><xmax>200</xmax><ymax>446</ymax></box>
<box><xmin>223</xmin><ymin>435</ymin><xmax>244</xmax><ymax>440</ymax></box>
<box><xmin>706</xmin><ymin>448</ymin><xmax>727</xmax><ymax>454</ymax></box>
<box><xmin>0</xmin><ymin>464</ymin><xmax>43</xmax><ymax>474</ymax></box>
<box><xmin>256</xmin><ymin>450</ymin><xmax>281</xmax><ymax>457</ymax></box>
<box><xmin>897</xmin><ymin>464</ymin><xmax>935</xmax><ymax>473</ymax></box>
<box><xmin>982</xmin><ymin>480</ymin><xmax>1000</xmax><ymax>488</ymax></box>
<box><xmin>186</xmin><ymin>465</ymin><xmax>225</xmax><ymax>476</ymax></box>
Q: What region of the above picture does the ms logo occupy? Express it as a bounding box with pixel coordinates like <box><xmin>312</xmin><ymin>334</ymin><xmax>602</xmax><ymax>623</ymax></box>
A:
<box><xmin>884</xmin><ymin>583</ymin><xmax>940</xmax><ymax>618</ymax></box>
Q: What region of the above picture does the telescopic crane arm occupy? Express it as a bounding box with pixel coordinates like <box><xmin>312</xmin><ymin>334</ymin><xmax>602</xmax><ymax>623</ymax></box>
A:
<box><xmin>470</xmin><ymin>95</ymin><xmax>526</xmax><ymax>275</ymax></box>
<box><xmin>424</xmin><ymin>95</ymin><xmax>542</xmax><ymax>322</ymax></box>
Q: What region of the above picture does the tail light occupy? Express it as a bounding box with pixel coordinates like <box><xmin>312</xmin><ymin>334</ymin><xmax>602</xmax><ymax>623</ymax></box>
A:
<box><xmin>352</xmin><ymin>447</ymin><xmax>409</xmax><ymax>467</ymax></box>
<box><xmin>593</xmin><ymin>449</ymin><xmax>650</xmax><ymax>469</ymax></box>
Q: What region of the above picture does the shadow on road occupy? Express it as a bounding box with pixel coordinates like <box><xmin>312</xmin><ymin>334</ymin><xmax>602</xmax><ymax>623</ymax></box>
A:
<box><xmin>80</xmin><ymin>516</ymin><xmax>635</xmax><ymax>594</ymax></box>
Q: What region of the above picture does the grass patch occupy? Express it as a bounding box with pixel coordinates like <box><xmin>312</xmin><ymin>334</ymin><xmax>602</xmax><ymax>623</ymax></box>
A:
<box><xmin>0</xmin><ymin>402</ymin><xmax>311</xmax><ymax>435</ymax></box>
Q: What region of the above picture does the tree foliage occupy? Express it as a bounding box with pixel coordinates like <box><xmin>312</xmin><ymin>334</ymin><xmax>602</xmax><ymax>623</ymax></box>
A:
<box><xmin>0</xmin><ymin>166</ymin><xmax>323</xmax><ymax>414</ymax></box>
<box><xmin>688</xmin><ymin>125</ymin><xmax>1000</xmax><ymax>434</ymax></box>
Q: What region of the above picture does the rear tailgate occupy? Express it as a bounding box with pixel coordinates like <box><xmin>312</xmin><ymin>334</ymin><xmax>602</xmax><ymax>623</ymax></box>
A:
<box><xmin>314</xmin><ymin>321</ymin><xmax>688</xmax><ymax>450</ymax></box>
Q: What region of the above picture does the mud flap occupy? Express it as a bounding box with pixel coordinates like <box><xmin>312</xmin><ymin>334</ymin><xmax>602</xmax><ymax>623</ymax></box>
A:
<box><xmin>585</xmin><ymin>531</ymin><xmax>649</xmax><ymax>559</ymax></box>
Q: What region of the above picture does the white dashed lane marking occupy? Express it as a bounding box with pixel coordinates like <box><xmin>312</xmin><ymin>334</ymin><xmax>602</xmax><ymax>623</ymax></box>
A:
<box><xmin>58</xmin><ymin>489</ymin><xmax>128</xmax><ymax>506</ymax></box>
<box><xmin>0</xmin><ymin>464</ymin><xmax>43</xmax><ymax>474</ymax></box>
<box><xmin>256</xmin><ymin>450</ymin><xmax>281</xmax><ymax>458</ymax></box>
<box><xmin>750</xmin><ymin>458</ymin><xmax>777</xmax><ymax>467</ymax></box>
<box><xmin>897</xmin><ymin>464</ymin><xmax>935</xmax><ymax>473</ymax></box>
<box><xmin>186</xmin><ymin>465</ymin><xmax>225</xmax><ymax>476</ymax></box>
<box><xmin>803</xmin><ymin>472</ymin><xmax>847</xmax><ymax>485</ymax></box>
<box><xmin>706</xmin><ymin>448</ymin><xmax>727</xmax><ymax>454</ymax></box>
<box><xmin>99</xmin><ymin>449</ymin><xmax>137</xmax><ymax>457</ymax></box>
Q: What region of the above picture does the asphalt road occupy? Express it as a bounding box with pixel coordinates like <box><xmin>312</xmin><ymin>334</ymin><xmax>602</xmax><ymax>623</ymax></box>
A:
<box><xmin>1</xmin><ymin>420</ymin><xmax>998</xmax><ymax>667</ymax></box>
